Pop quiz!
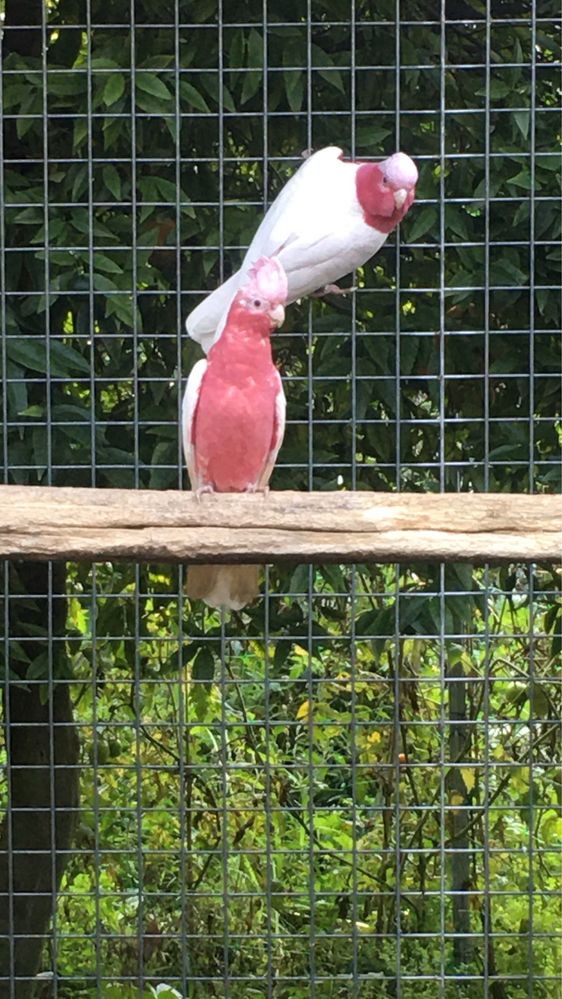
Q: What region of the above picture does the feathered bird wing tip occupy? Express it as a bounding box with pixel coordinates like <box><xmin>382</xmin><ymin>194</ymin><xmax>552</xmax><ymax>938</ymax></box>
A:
<box><xmin>245</xmin><ymin>256</ymin><xmax>288</xmax><ymax>303</ymax></box>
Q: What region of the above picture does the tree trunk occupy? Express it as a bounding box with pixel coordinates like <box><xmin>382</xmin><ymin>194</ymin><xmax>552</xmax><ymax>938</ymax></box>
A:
<box><xmin>447</xmin><ymin>660</ymin><xmax>473</xmax><ymax>968</ymax></box>
<box><xmin>3</xmin><ymin>0</ymin><xmax>43</xmax><ymax>59</ymax></box>
<box><xmin>0</xmin><ymin>563</ymin><xmax>79</xmax><ymax>998</ymax></box>
<box><xmin>1</xmin><ymin>3</ymin><xmax>79</xmax><ymax>994</ymax></box>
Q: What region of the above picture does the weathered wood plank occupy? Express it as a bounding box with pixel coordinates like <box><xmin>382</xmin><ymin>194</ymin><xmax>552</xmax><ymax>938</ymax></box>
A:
<box><xmin>0</xmin><ymin>486</ymin><xmax>560</xmax><ymax>563</ymax></box>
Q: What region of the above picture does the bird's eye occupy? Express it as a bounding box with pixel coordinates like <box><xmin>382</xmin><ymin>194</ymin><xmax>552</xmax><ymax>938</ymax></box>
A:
<box><xmin>253</xmin><ymin>298</ymin><xmax>263</xmax><ymax>308</ymax></box>
<box><xmin>383</xmin><ymin>175</ymin><xmax>389</xmax><ymax>184</ymax></box>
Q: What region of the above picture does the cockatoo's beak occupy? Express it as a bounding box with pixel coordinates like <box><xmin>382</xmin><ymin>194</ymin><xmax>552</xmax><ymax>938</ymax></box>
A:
<box><xmin>269</xmin><ymin>303</ymin><xmax>285</xmax><ymax>327</ymax></box>
<box><xmin>393</xmin><ymin>188</ymin><xmax>408</xmax><ymax>210</ymax></box>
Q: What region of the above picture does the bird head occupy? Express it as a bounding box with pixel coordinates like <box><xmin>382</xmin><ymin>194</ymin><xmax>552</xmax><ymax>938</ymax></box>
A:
<box><xmin>239</xmin><ymin>256</ymin><xmax>288</xmax><ymax>328</ymax></box>
<box><xmin>356</xmin><ymin>151</ymin><xmax>418</xmax><ymax>232</ymax></box>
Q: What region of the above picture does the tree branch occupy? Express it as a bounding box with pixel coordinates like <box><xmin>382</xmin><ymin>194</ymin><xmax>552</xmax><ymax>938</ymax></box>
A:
<box><xmin>0</xmin><ymin>487</ymin><xmax>560</xmax><ymax>564</ymax></box>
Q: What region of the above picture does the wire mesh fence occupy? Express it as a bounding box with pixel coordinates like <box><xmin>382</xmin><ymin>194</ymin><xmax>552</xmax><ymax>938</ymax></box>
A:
<box><xmin>0</xmin><ymin>0</ymin><xmax>561</xmax><ymax>996</ymax></box>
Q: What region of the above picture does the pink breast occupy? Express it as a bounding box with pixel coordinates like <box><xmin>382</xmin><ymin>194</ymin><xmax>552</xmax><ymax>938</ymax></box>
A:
<box><xmin>194</xmin><ymin>371</ymin><xmax>277</xmax><ymax>492</ymax></box>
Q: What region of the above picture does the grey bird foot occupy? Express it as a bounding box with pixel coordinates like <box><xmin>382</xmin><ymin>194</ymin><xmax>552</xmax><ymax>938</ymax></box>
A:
<box><xmin>312</xmin><ymin>283</ymin><xmax>357</xmax><ymax>298</ymax></box>
<box><xmin>194</xmin><ymin>484</ymin><xmax>215</xmax><ymax>502</ymax></box>
<box><xmin>244</xmin><ymin>484</ymin><xmax>269</xmax><ymax>496</ymax></box>
<box><xmin>300</xmin><ymin>147</ymin><xmax>314</xmax><ymax>159</ymax></box>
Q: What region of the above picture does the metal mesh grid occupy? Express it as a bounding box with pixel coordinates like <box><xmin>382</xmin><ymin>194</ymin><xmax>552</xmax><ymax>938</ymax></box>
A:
<box><xmin>1</xmin><ymin>0</ymin><xmax>561</xmax><ymax>996</ymax></box>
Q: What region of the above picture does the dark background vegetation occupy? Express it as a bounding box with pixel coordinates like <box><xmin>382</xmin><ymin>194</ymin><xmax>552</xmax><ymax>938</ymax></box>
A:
<box><xmin>0</xmin><ymin>0</ymin><xmax>560</xmax><ymax>996</ymax></box>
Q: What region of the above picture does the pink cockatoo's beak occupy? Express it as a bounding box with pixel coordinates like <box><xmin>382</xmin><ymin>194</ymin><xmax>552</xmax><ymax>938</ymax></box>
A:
<box><xmin>393</xmin><ymin>188</ymin><xmax>408</xmax><ymax>210</ymax></box>
<box><xmin>268</xmin><ymin>303</ymin><xmax>285</xmax><ymax>327</ymax></box>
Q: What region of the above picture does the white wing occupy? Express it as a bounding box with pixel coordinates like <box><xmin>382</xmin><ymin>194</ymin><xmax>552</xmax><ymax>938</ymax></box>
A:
<box><xmin>246</xmin><ymin>149</ymin><xmax>394</xmax><ymax>299</ymax></box>
<box><xmin>186</xmin><ymin>148</ymin><xmax>350</xmax><ymax>351</ymax></box>
<box><xmin>181</xmin><ymin>358</ymin><xmax>207</xmax><ymax>490</ymax></box>
<box><xmin>240</xmin><ymin>147</ymin><xmax>346</xmax><ymax>262</ymax></box>
<box><xmin>258</xmin><ymin>372</ymin><xmax>286</xmax><ymax>490</ymax></box>
<box><xmin>239</xmin><ymin>145</ymin><xmax>392</xmax><ymax>300</ymax></box>
<box><xmin>185</xmin><ymin>146</ymin><xmax>392</xmax><ymax>353</ymax></box>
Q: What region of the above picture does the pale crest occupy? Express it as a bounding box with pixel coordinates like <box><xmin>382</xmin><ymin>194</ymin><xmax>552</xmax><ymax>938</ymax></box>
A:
<box><xmin>244</xmin><ymin>256</ymin><xmax>288</xmax><ymax>304</ymax></box>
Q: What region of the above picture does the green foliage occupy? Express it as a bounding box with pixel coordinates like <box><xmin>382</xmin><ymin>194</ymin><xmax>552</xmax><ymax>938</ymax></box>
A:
<box><xmin>52</xmin><ymin>559</ymin><xmax>561</xmax><ymax>996</ymax></box>
<box><xmin>0</xmin><ymin>0</ymin><xmax>561</xmax><ymax>995</ymax></box>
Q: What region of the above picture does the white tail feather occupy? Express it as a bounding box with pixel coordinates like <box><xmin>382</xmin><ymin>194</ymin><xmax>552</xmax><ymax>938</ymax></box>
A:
<box><xmin>185</xmin><ymin>270</ymin><xmax>242</xmax><ymax>352</ymax></box>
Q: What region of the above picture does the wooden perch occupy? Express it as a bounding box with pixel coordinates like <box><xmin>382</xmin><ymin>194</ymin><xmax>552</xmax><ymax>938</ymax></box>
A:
<box><xmin>0</xmin><ymin>486</ymin><xmax>560</xmax><ymax>565</ymax></box>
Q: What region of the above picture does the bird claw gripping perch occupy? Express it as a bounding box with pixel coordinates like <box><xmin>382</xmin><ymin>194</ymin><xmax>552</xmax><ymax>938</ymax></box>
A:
<box><xmin>194</xmin><ymin>484</ymin><xmax>215</xmax><ymax>502</ymax></box>
<box><xmin>312</xmin><ymin>283</ymin><xmax>358</xmax><ymax>298</ymax></box>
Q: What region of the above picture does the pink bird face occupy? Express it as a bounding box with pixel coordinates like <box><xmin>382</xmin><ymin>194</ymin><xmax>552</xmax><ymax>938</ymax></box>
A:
<box><xmin>239</xmin><ymin>256</ymin><xmax>288</xmax><ymax>328</ymax></box>
<box><xmin>356</xmin><ymin>152</ymin><xmax>418</xmax><ymax>233</ymax></box>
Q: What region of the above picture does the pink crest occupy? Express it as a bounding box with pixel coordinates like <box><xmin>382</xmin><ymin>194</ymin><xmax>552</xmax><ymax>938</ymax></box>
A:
<box><xmin>380</xmin><ymin>152</ymin><xmax>418</xmax><ymax>191</ymax></box>
<box><xmin>245</xmin><ymin>256</ymin><xmax>288</xmax><ymax>304</ymax></box>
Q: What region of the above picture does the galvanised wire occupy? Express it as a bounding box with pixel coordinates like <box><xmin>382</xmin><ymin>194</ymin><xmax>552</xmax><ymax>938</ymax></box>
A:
<box><xmin>260</xmin><ymin>9</ymin><xmax>276</xmax><ymax>999</ymax></box>
<box><xmin>172</xmin><ymin>1</ymin><xmax>190</xmax><ymax>994</ymax></box>
<box><xmin>305</xmin><ymin>10</ymin><xmax>318</xmax><ymax>995</ymax></box>
<box><xmin>0</xmin><ymin>29</ymin><xmax>16</xmax><ymax>996</ymax></box>
<box><xmin>0</xmin><ymin>2</ymin><xmax>561</xmax><ymax>997</ymax></box>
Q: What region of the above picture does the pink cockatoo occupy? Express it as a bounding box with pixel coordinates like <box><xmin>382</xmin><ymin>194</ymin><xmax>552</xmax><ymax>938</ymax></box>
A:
<box><xmin>182</xmin><ymin>256</ymin><xmax>288</xmax><ymax>610</ymax></box>
<box><xmin>186</xmin><ymin>146</ymin><xmax>418</xmax><ymax>353</ymax></box>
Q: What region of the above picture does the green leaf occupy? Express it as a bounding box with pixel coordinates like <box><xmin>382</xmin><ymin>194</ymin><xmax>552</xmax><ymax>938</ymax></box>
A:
<box><xmin>445</xmin><ymin>208</ymin><xmax>470</xmax><ymax>240</ymax></box>
<box><xmin>16</xmin><ymin>102</ymin><xmax>39</xmax><ymax>139</ymax></box>
<box><xmin>180</xmin><ymin>81</ymin><xmax>210</xmax><ymax>113</ymax></box>
<box><xmin>289</xmin><ymin>565</ymin><xmax>310</xmax><ymax>593</ymax></box>
<box><xmin>103</xmin><ymin>73</ymin><xmax>126</xmax><ymax>106</ymax></box>
<box><xmin>136</xmin><ymin>73</ymin><xmax>173</xmax><ymax>102</ymax></box>
<box><xmin>8</xmin><ymin>349</ymin><xmax>43</xmax><ymax>391</ymax></box>
<box><xmin>355</xmin><ymin>123</ymin><xmax>393</xmax><ymax>148</ymax></box>
<box><xmin>5</xmin><ymin>362</ymin><xmax>28</xmax><ymax>422</ymax></box>
<box><xmin>138</xmin><ymin>177</ymin><xmax>157</xmax><ymax>202</ymax></box>
<box><xmin>90</xmin><ymin>57</ymin><xmax>120</xmax><ymax>70</ymax></box>
<box><xmin>1</xmin><ymin>83</ymin><xmax>29</xmax><ymax>112</ymax></box>
<box><xmin>229</xmin><ymin>29</ymin><xmax>246</xmax><ymax>68</ymax></box>
<box><xmin>135</xmin><ymin>92</ymin><xmax>172</xmax><ymax>115</ymax></box>
<box><xmin>18</xmin><ymin>404</ymin><xmax>44</xmax><ymax>418</ymax></box>
<box><xmin>513</xmin><ymin>201</ymin><xmax>530</xmax><ymax>226</ymax></box>
<box><xmin>461</xmin><ymin>768</ymin><xmax>476</xmax><ymax>793</ymax></box>
<box><xmin>71</xmin><ymin>165</ymin><xmax>88</xmax><ymax>203</ymax></box>
<box><xmin>491</xmin><ymin>257</ymin><xmax>527</xmax><ymax>284</ymax></box>
<box><xmin>318</xmin><ymin>66</ymin><xmax>345</xmax><ymax>93</ymax></box>
<box><xmin>73</xmin><ymin>116</ymin><xmax>88</xmax><ymax>150</ymax></box>
<box><xmin>284</xmin><ymin>70</ymin><xmax>304</xmax><ymax>112</ymax></box>
<box><xmin>535</xmin><ymin>288</ymin><xmax>549</xmax><ymax>316</ymax></box>
<box><xmin>514</xmin><ymin>110</ymin><xmax>530</xmax><ymax>139</ymax></box>
<box><xmin>5</xmin><ymin>337</ymin><xmax>91</xmax><ymax>376</ymax></box>
<box><xmin>508</xmin><ymin>169</ymin><xmax>533</xmax><ymax>190</ymax></box>
<box><xmin>105</xmin><ymin>295</ymin><xmax>136</xmax><ymax>326</ymax></box>
<box><xmin>13</xmin><ymin>205</ymin><xmax>43</xmax><ymax>225</ymax></box>
<box><xmin>199</xmin><ymin>74</ymin><xmax>236</xmax><ymax>114</ymax></box>
<box><xmin>241</xmin><ymin>70</ymin><xmax>262</xmax><ymax>105</ymax></box>
<box><xmin>103</xmin><ymin>164</ymin><xmax>122</xmax><ymax>200</ymax></box>
<box><xmin>192</xmin><ymin>646</ymin><xmax>215</xmax><ymax>684</ymax></box>
<box><xmin>93</xmin><ymin>273</ymin><xmax>120</xmax><ymax>292</ymax></box>
<box><xmin>273</xmin><ymin>640</ymin><xmax>292</xmax><ymax>672</ymax></box>
<box><xmin>404</xmin><ymin>205</ymin><xmax>437</xmax><ymax>242</ymax></box>
<box><xmin>246</xmin><ymin>28</ymin><xmax>263</xmax><ymax>68</ymax></box>
<box><xmin>475</xmin><ymin>79</ymin><xmax>512</xmax><ymax>99</ymax></box>
<box><xmin>537</xmin><ymin>156</ymin><xmax>562</xmax><ymax>172</ymax></box>
<box><xmin>153</xmin><ymin>177</ymin><xmax>178</xmax><ymax>202</ymax></box>
<box><xmin>93</xmin><ymin>253</ymin><xmax>124</xmax><ymax>275</ymax></box>
<box><xmin>26</xmin><ymin>652</ymin><xmax>49</xmax><ymax>682</ymax></box>
<box><xmin>312</xmin><ymin>44</ymin><xmax>345</xmax><ymax>94</ymax></box>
